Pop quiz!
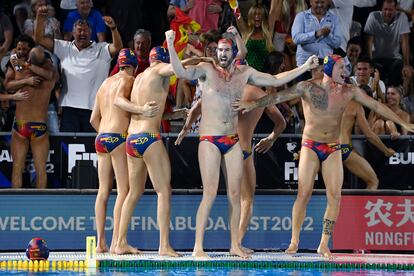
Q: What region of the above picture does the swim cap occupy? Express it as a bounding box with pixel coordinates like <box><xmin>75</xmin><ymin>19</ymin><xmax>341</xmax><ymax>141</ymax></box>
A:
<box><xmin>149</xmin><ymin>46</ymin><xmax>170</xmax><ymax>64</ymax></box>
<box><xmin>323</xmin><ymin>54</ymin><xmax>342</xmax><ymax>77</ymax></box>
<box><xmin>118</xmin><ymin>48</ymin><xmax>138</xmax><ymax>68</ymax></box>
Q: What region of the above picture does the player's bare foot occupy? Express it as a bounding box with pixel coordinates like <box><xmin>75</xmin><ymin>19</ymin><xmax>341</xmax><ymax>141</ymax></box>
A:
<box><xmin>109</xmin><ymin>243</ymin><xmax>117</xmax><ymax>254</ymax></box>
<box><xmin>114</xmin><ymin>244</ymin><xmax>141</xmax><ymax>255</ymax></box>
<box><xmin>192</xmin><ymin>250</ymin><xmax>210</xmax><ymax>258</ymax></box>
<box><xmin>159</xmin><ymin>246</ymin><xmax>181</xmax><ymax>257</ymax></box>
<box><xmin>285</xmin><ymin>242</ymin><xmax>298</xmax><ymax>254</ymax></box>
<box><xmin>317</xmin><ymin>244</ymin><xmax>333</xmax><ymax>259</ymax></box>
<box><xmin>96</xmin><ymin>245</ymin><xmax>109</xmax><ymax>253</ymax></box>
<box><xmin>230</xmin><ymin>246</ymin><xmax>251</xmax><ymax>259</ymax></box>
<box><xmin>241</xmin><ymin>245</ymin><xmax>254</xmax><ymax>254</ymax></box>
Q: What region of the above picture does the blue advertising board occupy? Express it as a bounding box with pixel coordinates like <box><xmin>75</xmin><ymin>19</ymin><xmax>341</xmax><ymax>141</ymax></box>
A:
<box><xmin>0</xmin><ymin>194</ymin><xmax>326</xmax><ymax>251</ymax></box>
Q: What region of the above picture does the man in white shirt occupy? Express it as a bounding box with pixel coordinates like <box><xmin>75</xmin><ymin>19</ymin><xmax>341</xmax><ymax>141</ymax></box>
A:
<box><xmin>34</xmin><ymin>5</ymin><xmax>122</xmax><ymax>132</ymax></box>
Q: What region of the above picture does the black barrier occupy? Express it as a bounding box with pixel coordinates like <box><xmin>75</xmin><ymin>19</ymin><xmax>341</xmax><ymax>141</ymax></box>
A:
<box><xmin>0</xmin><ymin>133</ymin><xmax>412</xmax><ymax>190</ymax></box>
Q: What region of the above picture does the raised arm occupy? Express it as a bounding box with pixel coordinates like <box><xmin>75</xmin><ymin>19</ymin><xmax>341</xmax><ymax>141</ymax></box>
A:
<box><xmin>102</xmin><ymin>16</ymin><xmax>122</xmax><ymax>57</ymax></box>
<box><xmin>355</xmin><ymin>103</ymin><xmax>395</xmax><ymax>157</ymax></box>
<box><xmin>233</xmin><ymin>82</ymin><xmax>306</xmax><ymax>113</ymax></box>
<box><xmin>34</xmin><ymin>6</ymin><xmax>54</xmax><ymax>52</ymax></box>
<box><xmin>247</xmin><ymin>55</ymin><xmax>318</xmax><ymax>88</ymax></box>
<box><xmin>352</xmin><ymin>86</ymin><xmax>414</xmax><ymax>133</ymax></box>
<box><xmin>226</xmin><ymin>26</ymin><xmax>247</xmax><ymax>60</ymax></box>
<box><xmin>268</xmin><ymin>0</ymin><xmax>282</xmax><ymax>38</ymax></box>
<box><xmin>165</xmin><ymin>30</ymin><xmax>206</xmax><ymax>80</ymax></box>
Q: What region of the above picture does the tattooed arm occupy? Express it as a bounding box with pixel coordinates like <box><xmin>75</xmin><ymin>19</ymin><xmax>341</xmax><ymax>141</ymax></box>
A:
<box><xmin>233</xmin><ymin>82</ymin><xmax>308</xmax><ymax>113</ymax></box>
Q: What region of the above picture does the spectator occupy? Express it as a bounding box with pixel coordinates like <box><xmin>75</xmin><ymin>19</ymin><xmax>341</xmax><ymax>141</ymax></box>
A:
<box><xmin>58</xmin><ymin>0</ymin><xmax>77</xmax><ymax>23</ymax></box>
<box><xmin>167</xmin><ymin>0</ymin><xmax>191</xmax><ymax>20</ymax></box>
<box><xmin>268</xmin><ymin>0</ymin><xmax>307</xmax><ymax>70</ymax></box>
<box><xmin>370</xmin><ymin>85</ymin><xmax>411</xmax><ymax>138</ymax></box>
<box><xmin>188</xmin><ymin>0</ymin><xmax>222</xmax><ymax>33</ymax></box>
<box><xmin>35</xmin><ymin>6</ymin><xmax>122</xmax><ymax>132</ymax></box>
<box><xmin>344</xmin><ymin>36</ymin><xmax>362</xmax><ymax>77</ymax></box>
<box><xmin>23</xmin><ymin>0</ymin><xmax>61</xmax><ymax>39</ymax></box>
<box><xmin>352</xmin><ymin>0</ymin><xmax>380</xmax><ymax>31</ymax></box>
<box><xmin>350</xmin><ymin>56</ymin><xmax>386</xmax><ymax>102</ymax></box>
<box><xmin>237</xmin><ymin>4</ymin><xmax>274</xmax><ymax>72</ymax></box>
<box><xmin>110</xmin><ymin>29</ymin><xmax>151</xmax><ymax>77</ymax></box>
<box><xmin>5</xmin><ymin>44</ymin><xmax>58</xmax><ymax>188</ymax></box>
<box><xmin>0</xmin><ymin>8</ymin><xmax>13</xmax><ymax>63</ymax></box>
<box><xmin>13</xmin><ymin>0</ymin><xmax>31</xmax><ymax>35</ymax></box>
<box><xmin>269</xmin><ymin>0</ymin><xmax>307</xmax><ymax>51</ymax></box>
<box><xmin>330</xmin><ymin>0</ymin><xmax>354</xmax><ymax>52</ymax></box>
<box><xmin>364</xmin><ymin>0</ymin><xmax>412</xmax><ymax>86</ymax></box>
<box><xmin>291</xmin><ymin>0</ymin><xmax>341</xmax><ymax>79</ymax></box>
<box><xmin>401</xmin><ymin>71</ymin><xmax>414</xmax><ymax>122</ymax></box>
<box><xmin>63</xmin><ymin>0</ymin><xmax>106</xmax><ymax>42</ymax></box>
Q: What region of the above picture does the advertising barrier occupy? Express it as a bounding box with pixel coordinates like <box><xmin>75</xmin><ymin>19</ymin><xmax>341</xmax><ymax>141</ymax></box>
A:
<box><xmin>0</xmin><ymin>194</ymin><xmax>326</xmax><ymax>251</ymax></box>
<box><xmin>0</xmin><ymin>133</ymin><xmax>412</xmax><ymax>189</ymax></box>
<box><xmin>1</xmin><ymin>192</ymin><xmax>412</xmax><ymax>251</ymax></box>
<box><xmin>333</xmin><ymin>195</ymin><xmax>414</xmax><ymax>251</ymax></box>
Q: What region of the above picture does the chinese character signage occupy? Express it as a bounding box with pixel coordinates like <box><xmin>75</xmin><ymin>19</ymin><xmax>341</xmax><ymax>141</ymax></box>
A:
<box><xmin>333</xmin><ymin>196</ymin><xmax>414</xmax><ymax>250</ymax></box>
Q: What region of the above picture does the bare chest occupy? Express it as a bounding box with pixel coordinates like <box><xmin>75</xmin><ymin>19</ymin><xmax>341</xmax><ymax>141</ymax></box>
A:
<box><xmin>306</xmin><ymin>85</ymin><xmax>348</xmax><ymax>114</ymax></box>
<box><xmin>202</xmin><ymin>71</ymin><xmax>247</xmax><ymax>100</ymax></box>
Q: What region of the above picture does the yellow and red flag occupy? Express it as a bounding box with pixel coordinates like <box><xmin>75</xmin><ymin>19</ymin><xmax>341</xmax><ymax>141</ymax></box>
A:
<box><xmin>163</xmin><ymin>8</ymin><xmax>200</xmax><ymax>59</ymax></box>
<box><xmin>161</xmin><ymin>8</ymin><xmax>200</xmax><ymax>132</ymax></box>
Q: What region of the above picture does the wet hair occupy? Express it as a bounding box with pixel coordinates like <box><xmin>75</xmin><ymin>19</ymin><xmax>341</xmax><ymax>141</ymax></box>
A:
<box><xmin>262</xmin><ymin>51</ymin><xmax>284</xmax><ymax>74</ymax></box>
<box><xmin>133</xmin><ymin>29</ymin><xmax>151</xmax><ymax>44</ymax></box>
<box><xmin>15</xmin><ymin>34</ymin><xmax>35</xmax><ymax>49</ymax></box>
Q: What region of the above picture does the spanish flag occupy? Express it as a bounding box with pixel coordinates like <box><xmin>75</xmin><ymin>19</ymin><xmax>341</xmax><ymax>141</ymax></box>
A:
<box><xmin>161</xmin><ymin>8</ymin><xmax>200</xmax><ymax>132</ymax></box>
<box><xmin>163</xmin><ymin>8</ymin><xmax>201</xmax><ymax>59</ymax></box>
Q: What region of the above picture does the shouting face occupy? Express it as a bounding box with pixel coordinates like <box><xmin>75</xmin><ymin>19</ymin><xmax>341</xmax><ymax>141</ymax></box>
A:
<box><xmin>216</xmin><ymin>40</ymin><xmax>233</xmax><ymax>68</ymax></box>
<box><xmin>331</xmin><ymin>58</ymin><xmax>346</xmax><ymax>84</ymax></box>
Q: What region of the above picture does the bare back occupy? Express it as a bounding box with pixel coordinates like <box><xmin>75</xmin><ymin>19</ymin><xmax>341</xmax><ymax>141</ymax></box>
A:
<box><xmin>15</xmin><ymin>62</ymin><xmax>56</xmax><ymax>122</ymax></box>
<box><xmin>97</xmin><ymin>72</ymin><xmax>134</xmax><ymax>133</ymax></box>
<box><xmin>199</xmin><ymin>64</ymin><xmax>250</xmax><ymax>135</ymax></box>
<box><xmin>128</xmin><ymin>63</ymin><xmax>170</xmax><ymax>133</ymax></box>
<box><xmin>301</xmin><ymin>81</ymin><xmax>354</xmax><ymax>143</ymax></box>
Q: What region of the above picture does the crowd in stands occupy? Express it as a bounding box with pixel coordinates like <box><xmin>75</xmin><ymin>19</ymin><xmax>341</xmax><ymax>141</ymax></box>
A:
<box><xmin>0</xmin><ymin>0</ymin><xmax>413</xmax><ymax>138</ymax></box>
